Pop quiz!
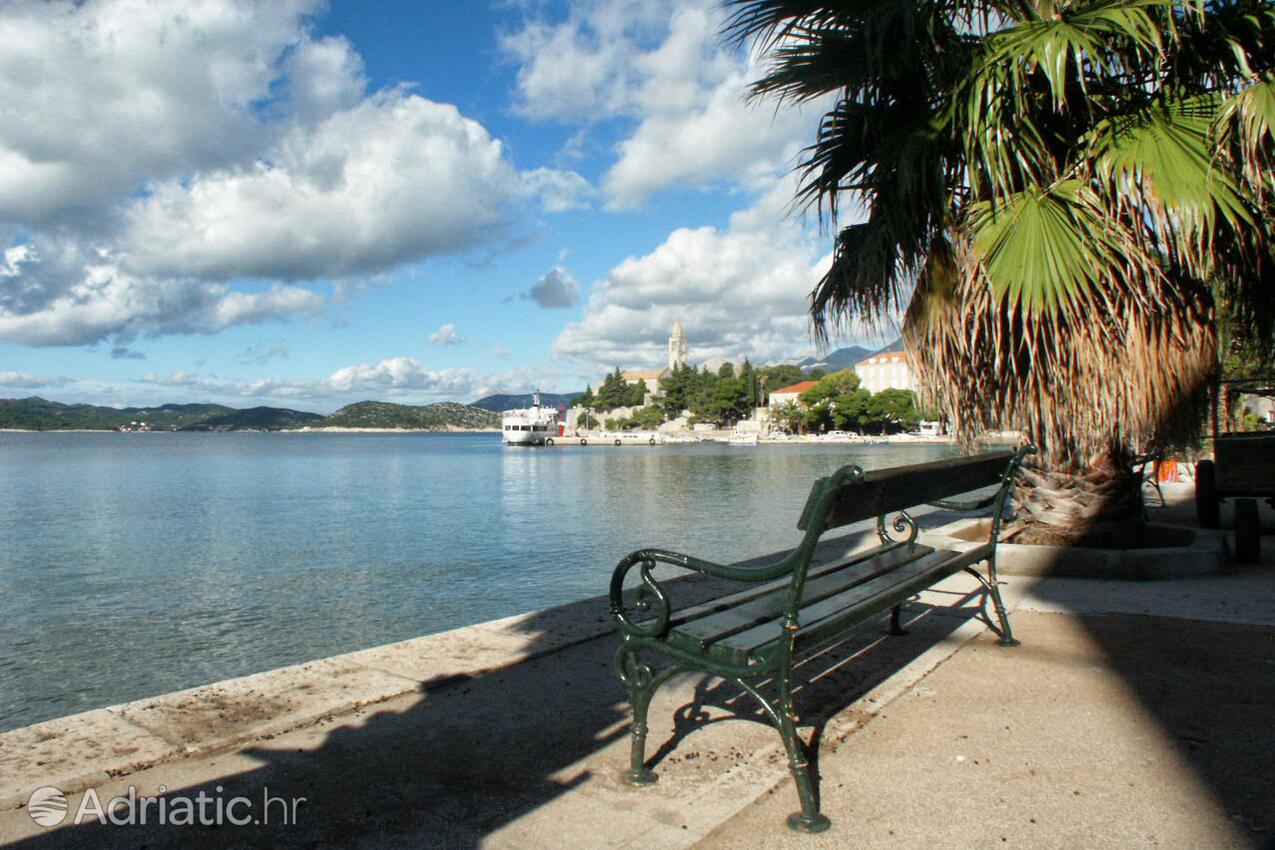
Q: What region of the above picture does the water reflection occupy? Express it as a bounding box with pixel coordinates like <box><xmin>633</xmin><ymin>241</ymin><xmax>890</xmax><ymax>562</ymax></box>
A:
<box><xmin>0</xmin><ymin>433</ymin><xmax>954</xmax><ymax>730</ymax></box>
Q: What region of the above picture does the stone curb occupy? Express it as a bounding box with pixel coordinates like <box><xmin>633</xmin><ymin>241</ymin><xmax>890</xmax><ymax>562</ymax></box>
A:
<box><xmin>922</xmin><ymin>519</ymin><xmax>1227</xmax><ymax>579</ymax></box>
<box><xmin>0</xmin><ymin>599</ymin><xmax>618</xmax><ymax>812</ymax></box>
<box><xmin>0</xmin><ymin>526</ymin><xmax>941</xmax><ymax>814</ymax></box>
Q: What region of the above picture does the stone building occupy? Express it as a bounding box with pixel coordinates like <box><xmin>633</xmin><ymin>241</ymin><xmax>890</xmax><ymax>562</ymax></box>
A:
<box><xmin>853</xmin><ymin>350</ymin><xmax>915</xmax><ymax>394</ymax></box>
<box><xmin>768</xmin><ymin>380</ymin><xmax>818</xmax><ymax>408</ymax></box>
<box><xmin>620</xmin><ymin>321</ymin><xmax>689</xmax><ymax>399</ymax></box>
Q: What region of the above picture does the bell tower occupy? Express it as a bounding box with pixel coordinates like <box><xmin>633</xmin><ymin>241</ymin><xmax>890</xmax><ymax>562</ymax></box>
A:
<box><xmin>668</xmin><ymin>320</ymin><xmax>688</xmax><ymax>370</ymax></box>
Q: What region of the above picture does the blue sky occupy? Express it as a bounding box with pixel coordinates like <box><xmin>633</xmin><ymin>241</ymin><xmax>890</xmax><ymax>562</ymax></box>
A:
<box><xmin>0</xmin><ymin>0</ymin><xmax>885</xmax><ymax>412</ymax></box>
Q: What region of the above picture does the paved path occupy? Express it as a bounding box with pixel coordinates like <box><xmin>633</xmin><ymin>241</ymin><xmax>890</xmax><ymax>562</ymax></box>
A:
<box><xmin>698</xmin><ymin>607</ymin><xmax>1275</xmax><ymax>849</ymax></box>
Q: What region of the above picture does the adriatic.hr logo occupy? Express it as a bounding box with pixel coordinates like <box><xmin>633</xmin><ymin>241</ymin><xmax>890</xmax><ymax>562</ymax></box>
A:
<box><xmin>25</xmin><ymin>784</ymin><xmax>305</xmax><ymax>828</ymax></box>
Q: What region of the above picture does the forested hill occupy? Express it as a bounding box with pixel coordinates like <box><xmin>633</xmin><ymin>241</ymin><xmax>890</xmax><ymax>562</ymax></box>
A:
<box><xmin>315</xmin><ymin>401</ymin><xmax>499</xmax><ymax>430</ymax></box>
<box><xmin>470</xmin><ymin>392</ymin><xmax>579</xmax><ymax>412</ymax></box>
<box><xmin>0</xmin><ymin>397</ymin><xmax>255</xmax><ymax>431</ymax></box>
<box><xmin>0</xmin><ymin>397</ymin><xmax>493</xmax><ymax>431</ymax></box>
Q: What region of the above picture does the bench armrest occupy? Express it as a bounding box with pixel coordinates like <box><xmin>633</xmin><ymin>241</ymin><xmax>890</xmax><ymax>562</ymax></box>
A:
<box><xmin>927</xmin><ymin>495</ymin><xmax>997</xmax><ymax>512</ymax></box>
<box><xmin>609</xmin><ymin>548</ymin><xmax>794</xmax><ymax>639</ymax></box>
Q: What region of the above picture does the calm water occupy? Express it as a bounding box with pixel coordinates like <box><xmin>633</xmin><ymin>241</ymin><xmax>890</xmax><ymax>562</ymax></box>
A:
<box><xmin>0</xmin><ymin>432</ymin><xmax>954</xmax><ymax>731</ymax></box>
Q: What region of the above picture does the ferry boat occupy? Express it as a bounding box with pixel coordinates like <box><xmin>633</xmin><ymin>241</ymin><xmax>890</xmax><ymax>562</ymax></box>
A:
<box><xmin>501</xmin><ymin>391</ymin><xmax>560</xmax><ymax>446</ymax></box>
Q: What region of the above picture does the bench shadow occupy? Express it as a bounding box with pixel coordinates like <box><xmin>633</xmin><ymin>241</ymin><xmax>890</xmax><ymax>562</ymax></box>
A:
<box><xmin>3</xmin><ymin>529</ymin><xmax>997</xmax><ymax>849</ymax></box>
<box><xmin>638</xmin><ymin>584</ymin><xmax>993</xmax><ymax>812</ymax></box>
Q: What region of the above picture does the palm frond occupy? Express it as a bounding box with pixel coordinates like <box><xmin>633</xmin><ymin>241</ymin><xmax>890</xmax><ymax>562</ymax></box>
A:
<box><xmin>1217</xmin><ymin>73</ymin><xmax>1275</xmax><ymax>196</ymax></box>
<box><xmin>967</xmin><ymin>179</ymin><xmax>1156</xmax><ymax>316</ymax></box>
<box><xmin>1090</xmin><ymin>94</ymin><xmax>1251</xmax><ymax>276</ymax></box>
<box><xmin>906</xmin><ymin>246</ymin><xmax>1216</xmax><ymax>467</ymax></box>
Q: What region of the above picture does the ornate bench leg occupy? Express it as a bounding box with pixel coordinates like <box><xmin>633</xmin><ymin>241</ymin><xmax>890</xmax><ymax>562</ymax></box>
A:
<box><xmin>622</xmin><ymin>683</ymin><xmax>659</xmax><ymax>786</ymax></box>
<box><xmin>986</xmin><ymin>555</ymin><xmax>1020</xmax><ymax>647</ymax></box>
<box><xmin>615</xmin><ymin>644</ymin><xmax>660</xmax><ymax>786</ymax></box>
<box><xmin>777</xmin><ymin>671</ymin><xmax>831</xmax><ymax>833</ymax></box>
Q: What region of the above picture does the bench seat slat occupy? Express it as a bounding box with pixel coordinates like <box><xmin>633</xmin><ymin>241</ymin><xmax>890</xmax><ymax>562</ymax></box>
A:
<box><xmin>661</xmin><ymin>543</ymin><xmax>911</xmax><ymax>628</ymax></box>
<box><xmin>790</xmin><ymin>545</ymin><xmax>991</xmax><ymax>655</ymax></box>
<box><xmin>701</xmin><ymin>545</ymin><xmax>990</xmax><ymax>665</ymax></box>
<box><xmin>671</xmin><ymin>543</ymin><xmax>935</xmax><ymax>645</ymax></box>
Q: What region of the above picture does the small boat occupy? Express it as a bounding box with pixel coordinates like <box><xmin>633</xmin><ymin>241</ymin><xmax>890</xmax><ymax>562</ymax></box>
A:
<box><xmin>501</xmin><ymin>391</ymin><xmax>560</xmax><ymax>446</ymax></box>
<box><xmin>727</xmin><ymin>434</ymin><xmax>759</xmax><ymax>446</ymax></box>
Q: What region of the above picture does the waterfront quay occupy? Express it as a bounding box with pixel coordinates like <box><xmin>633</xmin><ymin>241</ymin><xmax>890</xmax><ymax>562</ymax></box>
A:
<box><xmin>1</xmin><ymin>487</ymin><xmax>1270</xmax><ymax>848</ymax></box>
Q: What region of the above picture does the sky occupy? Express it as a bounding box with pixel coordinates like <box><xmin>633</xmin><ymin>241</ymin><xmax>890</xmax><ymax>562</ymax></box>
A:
<box><xmin>0</xmin><ymin>0</ymin><xmax>887</xmax><ymax>413</ymax></box>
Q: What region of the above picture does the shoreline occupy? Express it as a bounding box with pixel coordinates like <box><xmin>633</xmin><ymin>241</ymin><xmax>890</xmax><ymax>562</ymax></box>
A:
<box><xmin>0</xmin><ymin>427</ymin><xmax>501</xmax><ymax>434</ymax></box>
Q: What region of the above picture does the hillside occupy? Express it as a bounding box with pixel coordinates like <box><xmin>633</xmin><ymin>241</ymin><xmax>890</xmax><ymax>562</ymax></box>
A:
<box><xmin>469</xmin><ymin>392</ymin><xmax>580</xmax><ymax>412</ymax></box>
<box><xmin>0</xmin><ymin>398</ymin><xmax>236</xmax><ymax>430</ymax></box>
<box><xmin>796</xmin><ymin>345</ymin><xmax>874</xmax><ymax>371</ymax></box>
<box><xmin>179</xmin><ymin>406</ymin><xmax>324</xmax><ymax>431</ymax></box>
<box><xmin>769</xmin><ymin>339</ymin><xmax>901</xmax><ymax>372</ymax></box>
<box><xmin>316</xmin><ymin>401</ymin><xmax>499</xmax><ymax>430</ymax></box>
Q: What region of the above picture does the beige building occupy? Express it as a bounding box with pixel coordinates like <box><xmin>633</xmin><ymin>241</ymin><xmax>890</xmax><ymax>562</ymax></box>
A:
<box><xmin>620</xmin><ymin>321</ymin><xmax>689</xmax><ymax>399</ymax></box>
<box><xmin>619</xmin><ymin>368</ymin><xmax>667</xmax><ymax>397</ymax></box>
<box><xmin>854</xmin><ymin>351</ymin><xmax>915</xmax><ymax>394</ymax></box>
<box><xmin>768</xmin><ymin>380</ymin><xmax>818</xmax><ymax>408</ymax></box>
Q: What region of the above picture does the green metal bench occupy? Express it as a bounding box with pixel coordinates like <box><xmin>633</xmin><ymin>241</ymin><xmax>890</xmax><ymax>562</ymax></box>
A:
<box><xmin>608</xmin><ymin>446</ymin><xmax>1035</xmax><ymax>833</ymax></box>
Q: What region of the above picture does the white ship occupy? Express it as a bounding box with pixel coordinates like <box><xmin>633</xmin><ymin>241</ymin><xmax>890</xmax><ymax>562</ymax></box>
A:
<box><xmin>501</xmin><ymin>391</ymin><xmax>561</xmax><ymax>446</ymax></box>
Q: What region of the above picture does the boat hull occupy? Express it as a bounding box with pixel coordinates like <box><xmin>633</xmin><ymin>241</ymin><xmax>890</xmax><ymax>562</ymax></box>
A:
<box><xmin>503</xmin><ymin>430</ymin><xmax>552</xmax><ymax>446</ymax></box>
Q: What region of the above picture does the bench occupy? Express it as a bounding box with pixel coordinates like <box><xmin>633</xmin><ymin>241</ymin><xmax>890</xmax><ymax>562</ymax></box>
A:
<box><xmin>608</xmin><ymin>446</ymin><xmax>1035</xmax><ymax>833</ymax></box>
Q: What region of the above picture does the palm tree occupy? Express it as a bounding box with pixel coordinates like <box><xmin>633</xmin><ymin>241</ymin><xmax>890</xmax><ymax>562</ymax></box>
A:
<box><xmin>726</xmin><ymin>0</ymin><xmax>1275</xmax><ymax>538</ymax></box>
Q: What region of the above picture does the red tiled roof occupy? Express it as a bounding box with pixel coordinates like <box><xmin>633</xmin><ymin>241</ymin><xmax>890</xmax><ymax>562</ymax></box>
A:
<box><xmin>772</xmin><ymin>380</ymin><xmax>818</xmax><ymax>395</ymax></box>
<box><xmin>856</xmin><ymin>353</ymin><xmax>908</xmax><ymax>366</ymax></box>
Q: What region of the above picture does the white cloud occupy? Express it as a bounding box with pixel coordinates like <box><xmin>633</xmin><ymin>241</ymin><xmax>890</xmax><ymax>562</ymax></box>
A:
<box><xmin>489</xmin><ymin>345</ymin><xmax>513</xmax><ymax>360</ymax></box>
<box><xmin>281</xmin><ymin>35</ymin><xmax>368</xmax><ymax>122</ymax></box>
<box><xmin>553</xmin><ymin>175</ymin><xmax>878</xmax><ymax>371</ymax></box>
<box><xmin>122</xmin><ymin>92</ymin><xmax>520</xmax><ymax>282</ymax></box>
<box><xmin>523</xmin><ymin>267</ymin><xmax>581</xmax><ymax>309</ymax></box>
<box><xmin>140</xmin><ymin>357</ymin><xmax>560</xmax><ymax>407</ymax></box>
<box><xmin>503</xmin><ymin>0</ymin><xmax>829</xmax><ymax>208</ymax></box>
<box><xmin>520</xmin><ymin>167</ymin><xmax>595</xmax><ymax>212</ymax></box>
<box><xmin>0</xmin><ymin>0</ymin><xmax>584</xmax><ymax>351</ymax></box>
<box><xmin>428</xmin><ymin>323</ymin><xmax>465</xmax><ymax>346</ymax></box>
<box><xmin>0</xmin><ymin>0</ymin><xmax>318</xmax><ymax>228</ymax></box>
<box><xmin>0</xmin><ymin>247</ymin><xmax>323</xmax><ymax>347</ymax></box>
<box><xmin>0</xmin><ymin>371</ymin><xmax>71</xmax><ymax>388</ymax></box>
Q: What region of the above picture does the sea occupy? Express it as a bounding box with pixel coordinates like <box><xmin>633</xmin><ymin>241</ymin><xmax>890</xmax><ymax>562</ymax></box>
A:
<box><xmin>0</xmin><ymin>432</ymin><xmax>955</xmax><ymax>732</ymax></box>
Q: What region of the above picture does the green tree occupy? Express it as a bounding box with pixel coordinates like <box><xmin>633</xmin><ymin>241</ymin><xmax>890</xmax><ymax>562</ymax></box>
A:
<box><xmin>772</xmin><ymin>400</ymin><xmax>806</xmax><ymax>434</ymax></box>
<box><xmin>831</xmin><ymin>388</ymin><xmax>873</xmax><ymax>431</ymax></box>
<box><xmin>759</xmin><ymin>364</ymin><xmax>805</xmax><ymax>395</ymax></box>
<box><xmin>658</xmin><ymin>364</ymin><xmax>695</xmax><ymax>416</ymax></box>
<box><xmin>710</xmin><ymin>376</ymin><xmax>749</xmax><ymax>424</ymax></box>
<box><xmin>799</xmin><ymin>369</ymin><xmax>862</xmax><ymax>405</ymax></box>
<box><xmin>729</xmin><ymin>0</ymin><xmax>1275</xmax><ymax>537</ymax></box>
<box><xmin>865</xmin><ymin>389</ymin><xmax>920</xmax><ymax>434</ymax></box>
<box><xmin>739</xmin><ymin>358</ymin><xmax>759</xmax><ymax>407</ymax></box>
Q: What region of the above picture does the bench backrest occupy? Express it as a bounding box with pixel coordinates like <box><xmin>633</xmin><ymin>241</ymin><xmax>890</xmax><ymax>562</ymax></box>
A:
<box><xmin>797</xmin><ymin>450</ymin><xmax>1017</xmax><ymax>534</ymax></box>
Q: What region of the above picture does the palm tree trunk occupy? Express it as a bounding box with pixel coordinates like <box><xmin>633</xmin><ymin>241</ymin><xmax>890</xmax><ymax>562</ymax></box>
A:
<box><xmin>1010</xmin><ymin>446</ymin><xmax>1144</xmax><ymax>545</ymax></box>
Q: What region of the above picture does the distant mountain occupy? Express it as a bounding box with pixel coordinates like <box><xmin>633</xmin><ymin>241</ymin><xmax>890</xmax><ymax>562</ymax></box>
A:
<box><xmin>179</xmin><ymin>406</ymin><xmax>323</xmax><ymax>432</ymax></box>
<box><xmin>870</xmin><ymin>338</ymin><xmax>905</xmax><ymax>355</ymax></box>
<box><xmin>0</xmin><ymin>396</ymin><xmax>501</xmax><ymax>432</ymax></box>
<box><xmin>793</xmin><ymin>346</ymin><xmax>873</xmax><ymax>371</ymax></box>
<box><xmin>469</xmin><ymin>392</ymin><xmax>581</xmax><ymax>412</ymax></box>
<box><xmin>316</xmin><ymin>401</ymin><xmax>499</xmax><ymax>430</ymax></box>
<box><xmin>0</xmin><ymin>397</ymin><xmax>235</xmax><ymax>431</ymax></box>
<box><xmin>772</xmin><ymin>339</ymin><xmax>902</xmax><ymax>372</ymax></box>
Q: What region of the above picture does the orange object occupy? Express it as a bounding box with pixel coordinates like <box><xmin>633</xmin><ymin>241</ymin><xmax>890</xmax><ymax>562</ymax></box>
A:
<box><xmin>1157</xmin><ymin>459</ymin><xmax>1180</xmax><ymax>482</ymax></box>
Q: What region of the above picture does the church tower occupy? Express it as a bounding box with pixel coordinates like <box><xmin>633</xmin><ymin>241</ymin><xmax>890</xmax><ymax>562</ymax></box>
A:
<box><xmin>668</xmin><ymin>320</ymin><xmax>688</xmax><ymax>370</ymax></box>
